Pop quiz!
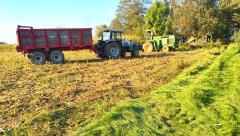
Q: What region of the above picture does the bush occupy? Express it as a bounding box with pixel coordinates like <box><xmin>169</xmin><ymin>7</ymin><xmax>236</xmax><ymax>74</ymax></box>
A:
<box><xmin>123</xmin><ymin>35</ymin><xmax>145</xmax><ymax>44</ymax></box>
<box><xmin>0</xmin><ymin>41</ymin><xmax>7</xmax><ymax>44</ymax></box>
<box><xmin>209</xmin><ymin>47</ymin><xmax>221</xmax><ymax>55</ymax></box>
<box><xmin>205</xmin><ymin>39</ymin><xmax>222</xmax><ymax>49</ymax></box>
<box><xmin>176</xmin><ymin>41</ymin><xmax>198</xmax><ymax>51</ymax></box>
<box><xmin>220</xmin><ymin>45</ymin><xmax>227</xmax><ymax>53</ymax></box>
<box><xmin>234</xmin><ymin>31</ymin><xmax>240</xmax><ymax>43</ymax></box>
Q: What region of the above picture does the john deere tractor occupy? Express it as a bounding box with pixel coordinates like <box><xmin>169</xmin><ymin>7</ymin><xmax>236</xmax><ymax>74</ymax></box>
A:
<box><xmin>94</xmin><ymin>29</ymin><xmax>141</xmax><ymax>58</ymax></box>
<box><xmin>143</xmin><ymin>22</ymin><xmax>177</xmax><ymax>53</ymax></box>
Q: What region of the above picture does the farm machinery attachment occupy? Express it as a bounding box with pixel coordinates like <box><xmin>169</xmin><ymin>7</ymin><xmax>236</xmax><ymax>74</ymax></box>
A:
<box><xmin>142</xmin><ymin>21</ymin><xmax>177</xmax><ymax>53</ymax></box>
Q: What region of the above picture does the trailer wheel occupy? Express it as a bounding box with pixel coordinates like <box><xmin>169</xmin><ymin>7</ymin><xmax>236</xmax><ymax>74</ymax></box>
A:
<box><xmin>143</xmin><ymin>43</ymin><xmax>153</xmax><ymax>53</ymax></box>
<box><xmin>29</xmin><ymin>51</ymin><xmax>46</xmax><ymax>64</ymax></box>
<box><xmin>162</xmin><ymin>45</ymin><xmax>169</xmax><ymax>53</ymax></box>
<box><xmin>104</xmin><ymin>42</ymin><xmax>121</xmax><ymax>59</ymax></box>
<box><xmin>49</xmin><ymin>50</ymin><xmax>64</xmax><ymax>64</ymax></box>
<box><xmin>131</xmin><ymin>45</ymin><xmax>140</xmax><ymax>57</ymax></box>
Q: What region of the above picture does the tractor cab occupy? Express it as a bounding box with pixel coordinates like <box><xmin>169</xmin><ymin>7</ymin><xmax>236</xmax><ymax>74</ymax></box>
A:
<box><xmin>145</xmin><ymin>30</ymin><xmax>153</xmax><ymax>40</ymax></box>
<box><xmin>102</xmin><ymin>29</ymin><xmax>122</xmax><ymax>42</ymax></box>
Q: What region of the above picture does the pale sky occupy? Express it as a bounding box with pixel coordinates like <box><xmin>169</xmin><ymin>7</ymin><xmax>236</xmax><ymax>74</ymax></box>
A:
<box><xmin>0</xmin><ymin>0</ymin><xmax>119</xmax><ymax>43</ymax></box>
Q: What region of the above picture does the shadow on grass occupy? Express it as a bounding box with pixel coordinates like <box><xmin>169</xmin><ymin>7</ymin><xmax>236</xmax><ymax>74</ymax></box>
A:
<box><xmin>64</xmin><ymin>53</ymin><xmax>175</xmax><ymax>64</ymax></box>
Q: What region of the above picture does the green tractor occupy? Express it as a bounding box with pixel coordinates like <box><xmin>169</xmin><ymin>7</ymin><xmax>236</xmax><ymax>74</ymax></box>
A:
<box><xmin>143</xmin><ymin>22</ymin><xmax>177</xmax><ymax>53</ymax></box>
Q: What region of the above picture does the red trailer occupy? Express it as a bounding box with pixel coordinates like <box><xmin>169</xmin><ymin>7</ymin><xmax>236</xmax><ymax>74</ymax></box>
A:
<box><xmin>16</xmin><ymin>25</ymin><xmax>141</xmax><ymax>64</ymax></box>
<box><xmin>16</xmin><ymin>25</ymin><xmax>97</xmax><ymax>64</ymax></box>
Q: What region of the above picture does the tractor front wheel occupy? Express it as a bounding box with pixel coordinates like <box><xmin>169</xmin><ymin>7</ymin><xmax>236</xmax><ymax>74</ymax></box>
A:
<box><xmin>131</xmin><ymin>45</ymin><xmax>140</xmax><ymax>57</ymax></box>
<box><xmin>104</xmin><ymin>42</ymin><xmax>121</xmax><ymax>59</ymax></box>
<box><xmin>162</xmin><ymin>45</ymin><xmax>169</xmax><ymax>53</ymax></box>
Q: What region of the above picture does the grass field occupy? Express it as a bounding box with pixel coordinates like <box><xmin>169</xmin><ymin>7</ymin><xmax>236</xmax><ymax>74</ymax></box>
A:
<box><xmin>77</xmin><ymin>44</ymin><xmax>240</xmax><ymax>135</ymax></box>
<box><xmin>0</xmin><ymin>44</ymin><xmax>238</xmax><ymax>135</ymax></box>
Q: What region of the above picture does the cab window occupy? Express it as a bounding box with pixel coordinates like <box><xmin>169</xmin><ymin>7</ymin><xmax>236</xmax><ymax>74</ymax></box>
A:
<box><xmin>103</xmin><ymin>32</ymin><xmax>111</xmax><ymax>41</ymax></box>
<box><xmin>112</xmin><ymin>32</ymin><xmax>121</xmax><ymax>40</ymax></box>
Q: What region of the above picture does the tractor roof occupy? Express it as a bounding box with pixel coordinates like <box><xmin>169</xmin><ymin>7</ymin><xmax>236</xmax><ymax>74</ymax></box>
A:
<box><xmin>104</xmin><ymin>29</ymin><xmax>123</xmax><ymax>33</ymax></box>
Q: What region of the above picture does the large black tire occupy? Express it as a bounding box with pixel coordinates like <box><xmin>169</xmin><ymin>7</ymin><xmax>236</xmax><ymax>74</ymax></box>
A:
<box><xmin>104</xmin><ymin>42</ymin><xmax>121</xmax><ymax>59</ymax></box>
<box><xmin>131</xmin><ymin>45</ymin><xmax>140</xmax><ymax>57</ymax></box>
<box><xmin>49</xmin><ymin>50</ymin><xmax>64</xmax><ymax>64</ymax></box>
<box><xmin>29</xmin><ymin>51</ymin><xmax>46</xmax><ymax>64</ymax></box>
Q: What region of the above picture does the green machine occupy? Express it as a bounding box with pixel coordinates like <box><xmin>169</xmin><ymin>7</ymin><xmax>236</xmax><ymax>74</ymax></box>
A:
<box><xmin>143</xmin><ymin>22</ymin><xmax>177</xmax><ymax>53</ymax></box>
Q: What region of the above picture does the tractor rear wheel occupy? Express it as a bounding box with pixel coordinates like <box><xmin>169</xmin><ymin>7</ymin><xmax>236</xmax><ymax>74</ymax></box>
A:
<box><xmin>29</xmin><ymin>51</ymin><xmax>46</xmax><ymax>64</ymax></box>
<box><xmin>143</xmin><ymin>43</ymin><xmax>153</xmax><ymax>53</ymax></box>
<box><xmin>104</xmin><ymin>42</ymin><xmax>121</xmax><ymax>59</ymax></box>
<box><xmin>162</xmin><ymin>45</ymin><xmax>169</xmax><ymax>53</ymax></box>
<box><xmin>49</xmin><ymin>50</ymin><xmax>64</xmax><ymax>64</ymax></box>
<box><xmin>131</xmin><ymin>45</ymin><xmax>140</xmax><ymax>57</ymax></box>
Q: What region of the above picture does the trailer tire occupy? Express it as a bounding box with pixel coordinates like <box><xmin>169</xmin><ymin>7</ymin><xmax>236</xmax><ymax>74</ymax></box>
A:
<box><xmin>131</xmin><ymin>45</ymin><xmax>140</xmax><ymax>57</ymax></box>
<box><xmin>104</xmin><ymin>42</ymin><xmax>121</xmax><ymax>59</ymax></box>
<box><xmin>49</xmin><ymin>50</ymin><xmax>64</xmax><ymax>64</ymax></box>
<box><xmin>162</xmin><ymin>45</ymin><xmax>169</xmax><ymax>53</ymax></box>
<box><xmin>29</xmin><ymin>51</ymin><xmax>46</xmax><ymax>64</ymax></box>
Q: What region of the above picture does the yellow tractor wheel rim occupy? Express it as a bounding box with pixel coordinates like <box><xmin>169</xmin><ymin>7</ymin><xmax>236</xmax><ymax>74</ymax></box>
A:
<box><xmin>144</xmin><ymin>43</ymin><xmax>153</xmax><ymax>53</ymax></box>
<box><xmin>162</xmin><ymin>45</ymin><xmax>169</xmax><ymax>53</ymax></box>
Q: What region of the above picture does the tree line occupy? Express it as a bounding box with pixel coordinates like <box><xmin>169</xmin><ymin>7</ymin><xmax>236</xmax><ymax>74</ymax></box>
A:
<box><xmin>96</xmin><ymin>0</ymin><xmax>240</xmax><ymax>44</ymax></box>
<box><xmin>0</xmin><ymin>41</ymin><xmax>7</xmax><ymax>44</ymax></box>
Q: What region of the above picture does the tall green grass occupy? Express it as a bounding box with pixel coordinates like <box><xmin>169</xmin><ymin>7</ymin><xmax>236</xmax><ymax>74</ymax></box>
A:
<box><xmin>78</xmin><ymin>44</ymin><xmax>240</xmax><ymax>135</ymax></box>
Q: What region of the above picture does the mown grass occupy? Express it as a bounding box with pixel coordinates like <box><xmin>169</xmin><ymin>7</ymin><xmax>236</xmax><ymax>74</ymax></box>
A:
<box><xmin>78</xmin><ymin>44</ymin><xmax>240</xmax><ymax>135</ymax></box>
<box><xmin>0</xmin><ymin>44</ymin><xmax>215</xmax><ymax>135</ymax></box>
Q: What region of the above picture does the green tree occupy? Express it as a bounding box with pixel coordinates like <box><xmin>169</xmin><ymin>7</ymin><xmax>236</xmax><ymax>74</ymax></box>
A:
<box><xmin>213</xmin><ymin>0</ymin><xmax>240</xmax><ymax>42</ymax></box>
<box><xmin>233</xmin><ymin>13</ymin><xmax>240</xmax><ymax>25</ymax></box>
<box><xmin>145</xmin><ymin>1</ymin><xmax>171</xmax><ymax>35</ymax></box>
<box><xmin>110</xmin><ymin>0</ymin><xmax>151</xmax><ymax>43</ymax></box>
<box><xmin>110</xmin><ymin>18</ymin><xmax>123</xmax><ymax>30</ymax></box>
<box><xmin>95</xmin><ymin>24</ymin><xmax>108</xmax><ymax>38</ymax></box>
<box><xmin>172</xmin><ymin>0</ymin><xmax>217</xmax><ymax>39</ymax></box>
<box><xmin>234</xmin><ymin>31</ymin><xmax>240</xmax><ymax>43</ymax></box>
